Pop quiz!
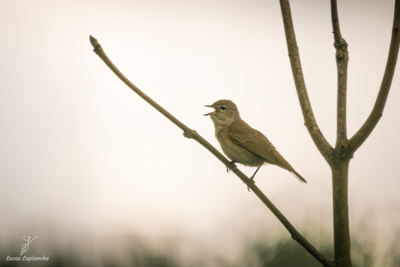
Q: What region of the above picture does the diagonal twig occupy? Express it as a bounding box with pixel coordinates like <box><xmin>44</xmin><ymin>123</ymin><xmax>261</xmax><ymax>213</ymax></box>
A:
<box><xmin>279</xmin><ymin>0</ymin><xmax>333</xmax><ymax>164</ymax></box>
<box><xmin>89</xmin><ymin>35</ymin><xmax>332</xmax><ymax>267</ymax></box>
<box><xmin>349</xmin><ymin>0</ymin><xmax>400</xmax><ymax>153</ymax></box>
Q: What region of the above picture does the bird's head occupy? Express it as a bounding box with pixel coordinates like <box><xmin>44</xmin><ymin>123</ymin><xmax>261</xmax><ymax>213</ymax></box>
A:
<box><xmin>204</xmin><ymin>99</ymin><xmax>240</xmax><ymax>127</ymax></box>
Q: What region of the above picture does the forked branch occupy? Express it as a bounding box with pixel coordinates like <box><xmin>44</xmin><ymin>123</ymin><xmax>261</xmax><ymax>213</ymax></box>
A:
<box><xmin>89</xmin><ymin>35</ymin><xmax>332</xmax><ymax>267</ymax></box>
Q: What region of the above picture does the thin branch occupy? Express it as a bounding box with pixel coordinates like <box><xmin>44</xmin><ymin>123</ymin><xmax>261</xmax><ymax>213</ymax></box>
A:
<box><xmin>331</xmin><ymin>0</ymin><xmax>343</xmax><ymax>42</ymax></box>
<box><xmin>349</xmin><ymin>0</ymin><xmax>400</xmax><ymax>153</ymax></box>
<box><xmin>251</xmin><ymin>186</ymin><xmax>334</xmax><ymax>267</ymax></box>
<box><xmin>331</xmin><ymin>0</ymin><xmax>349</xmax><ymax>148</ymax></box>
<box><xmin>279</xmin><ymin>0</ymin><xmax>333</xmax><ymax>163</ymax></box>
<box><xmin>90</xmin><ymin>35</ymin><xmax>332</xmax><ymax>267</ymax></box>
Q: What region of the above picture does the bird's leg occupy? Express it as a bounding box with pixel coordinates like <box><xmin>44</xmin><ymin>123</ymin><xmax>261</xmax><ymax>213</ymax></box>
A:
<box><xmin>226</xmin><ymin>161</ymin><xmax>236</xmax><ymax>173</ymax></box>
<box><xmin>250</xmin><ymin>165</ymin><xmax>262</xmax><ymax>180</ymax></box>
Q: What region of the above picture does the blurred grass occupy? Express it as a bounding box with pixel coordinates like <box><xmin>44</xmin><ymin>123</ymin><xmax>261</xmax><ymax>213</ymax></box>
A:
<box><xmin>1</xmin><ymin>229</ymin><xmax>399</xmax><ymax>267</ymax></box>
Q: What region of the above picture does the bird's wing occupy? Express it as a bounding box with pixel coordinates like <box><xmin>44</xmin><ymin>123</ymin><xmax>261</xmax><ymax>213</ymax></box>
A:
<box><xmin>227</xmin><ymin>120</ymin><xmax>280</xmax><ymax>165</ymax></box>
<box><xmin>228</xmin><ymin>119</ymin><xmax>306</xmax><ymax>183</ymax></box>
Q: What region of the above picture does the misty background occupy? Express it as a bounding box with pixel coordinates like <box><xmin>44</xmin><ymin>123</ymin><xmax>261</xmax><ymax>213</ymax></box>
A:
<box><xmin>0</xmin><ymin>0</ymin><xmax>399</xmax><ymax>266</ymax></box>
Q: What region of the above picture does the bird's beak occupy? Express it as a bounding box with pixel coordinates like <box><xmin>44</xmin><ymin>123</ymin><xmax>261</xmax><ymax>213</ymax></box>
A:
<box><xmin>204</xmin><ymin>105</ymin><xmax>217</xmax><ymax>116</ymax></box>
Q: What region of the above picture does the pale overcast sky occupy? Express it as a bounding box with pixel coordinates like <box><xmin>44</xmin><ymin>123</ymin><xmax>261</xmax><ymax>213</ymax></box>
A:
<box><xmin>0</xmin><ymin>0</ymin><xmax>399</xmax><ymax>264</ymax></box>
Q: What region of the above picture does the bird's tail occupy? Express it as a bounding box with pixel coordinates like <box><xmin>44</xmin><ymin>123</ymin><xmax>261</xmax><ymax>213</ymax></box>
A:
<box><xmin>290</xmin><ymin>170</ymin><xmax>307</xmax><ymax>183</ymax></box>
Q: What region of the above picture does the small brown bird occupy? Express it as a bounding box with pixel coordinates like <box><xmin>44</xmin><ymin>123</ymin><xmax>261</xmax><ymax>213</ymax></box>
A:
<box><xmin>204</xmin><ymin>99</ymin><xmax>306</xmax><ymax>183</ymax></box>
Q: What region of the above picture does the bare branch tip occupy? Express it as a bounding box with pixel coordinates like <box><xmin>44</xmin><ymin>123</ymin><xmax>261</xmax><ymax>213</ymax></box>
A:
<box><xmin>89</xmin><ymin>35</ymin><xmax>103</xmax><ymax>55</ymax></box>
<box><xmin>89</xmin><ymin>35</ymin><xmax>97</xmax><ymax>45</ymax></box>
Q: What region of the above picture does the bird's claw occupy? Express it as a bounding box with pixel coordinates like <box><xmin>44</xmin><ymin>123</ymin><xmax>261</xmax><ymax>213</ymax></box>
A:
<box><xmin>246</xmin><ymin>177</ymin><xmax>255</xmax><ymax>192</ymax></box>
<box><xmin>226</xmin><ymin>161</ymin><xmax>236</xmax><ymax>173</ymax></box>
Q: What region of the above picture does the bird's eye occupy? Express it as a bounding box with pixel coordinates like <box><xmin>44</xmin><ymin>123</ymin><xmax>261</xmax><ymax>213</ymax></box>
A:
<box><xmin>220</xmin><ymin>106</ymin><xmax>226</xmax><ymax>110</ymax></box>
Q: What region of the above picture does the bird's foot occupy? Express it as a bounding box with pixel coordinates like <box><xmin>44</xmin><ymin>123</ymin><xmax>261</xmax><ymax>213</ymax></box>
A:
<box><xmin>246</xmin><ymin>177</ymin><xmax>255</xmax><ymax>192</ymax></box>
<box><xmin>226</xmin><ymin>161</ymin><xmax>236</xmax><ymax>173</ymax></box>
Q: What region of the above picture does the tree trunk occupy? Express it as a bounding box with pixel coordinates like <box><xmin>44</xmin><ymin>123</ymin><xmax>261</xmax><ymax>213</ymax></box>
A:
<box><xmin>331</xmin><ymin>158</ymin><xmax>352</xmax><ymax>267</ymax></box>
